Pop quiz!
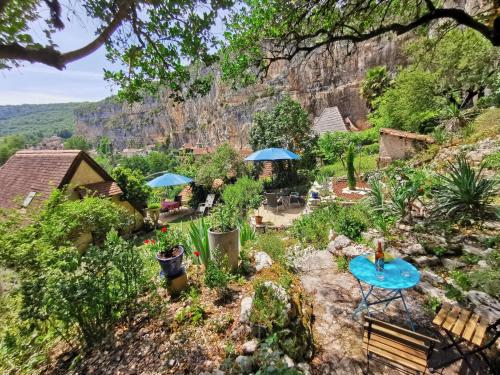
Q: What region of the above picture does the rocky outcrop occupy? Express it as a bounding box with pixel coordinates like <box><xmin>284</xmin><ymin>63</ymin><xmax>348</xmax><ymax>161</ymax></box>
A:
<box><xmin>76</xmin><ymin>36</ymin><xmax>407</xmax><ymax>150</ymax></box>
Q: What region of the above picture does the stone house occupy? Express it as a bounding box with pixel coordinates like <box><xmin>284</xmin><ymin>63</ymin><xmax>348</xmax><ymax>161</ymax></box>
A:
<box><xmin>0</xmin><ymin>150</ymin><xmax>144</xmax><ymax>243</ymax></box>
<box><xmin>378</xmin><ymin>128</ymin><xmax>434</xmax><ymax>167</ymax></box>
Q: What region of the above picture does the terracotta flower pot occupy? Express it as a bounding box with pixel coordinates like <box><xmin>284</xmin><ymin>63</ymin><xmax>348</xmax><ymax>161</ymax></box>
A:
<box><xmin>255</xmin><ymin>215</ymin><xmax>263</xmax><ymax>225</ymax></box>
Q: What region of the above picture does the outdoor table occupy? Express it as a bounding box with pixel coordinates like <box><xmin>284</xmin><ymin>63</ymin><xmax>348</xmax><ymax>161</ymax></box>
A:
<box><xmin>349</xmin><ymin>255</ymin><xmax>420</xmax><ymax>330</ymax></box>
<box><xmin>161</xmin><ymin>201</ymin><xmax>180</xmax><ymax>212</ymax></box>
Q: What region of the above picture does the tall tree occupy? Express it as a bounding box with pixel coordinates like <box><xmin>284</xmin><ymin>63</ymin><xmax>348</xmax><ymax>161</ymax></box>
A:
<box><xmin>0</xmin><ymin>0</ymin><xmax>232</xmax><ymax>101</ymax></box>
<box><xmin>221</xmin><ymin>0</ymin><xmax>500</xmax><ymax>85</ymax></box>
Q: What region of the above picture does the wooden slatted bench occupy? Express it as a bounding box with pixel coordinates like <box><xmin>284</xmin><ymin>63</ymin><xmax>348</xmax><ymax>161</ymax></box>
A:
<box><xmin>363</xmin><ymin>316</ymin><xmax>440</xmax><ymax>374</ymax></box>
<box><xmin>432</xmin><ymin>303</ymin><xmax>500</xmax><ymax>373</ymax></box>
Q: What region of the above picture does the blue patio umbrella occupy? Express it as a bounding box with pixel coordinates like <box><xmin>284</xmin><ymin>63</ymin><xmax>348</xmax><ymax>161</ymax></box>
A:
<box><xmin>244</xmin><ymin>147</ymin><xmax>301</xmax><ymax>161</ymax></box>
<box><xmin>146</xmin><ymin>172</ymin><xmax>193</xmax><ymax>187</ymax></box>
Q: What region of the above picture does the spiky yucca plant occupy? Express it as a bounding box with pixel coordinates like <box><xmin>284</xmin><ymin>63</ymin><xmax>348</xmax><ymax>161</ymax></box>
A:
<box><xmin>432</xmin><ymin>155</ymin><xmax>498</xmax><ymax>221</ymax></box>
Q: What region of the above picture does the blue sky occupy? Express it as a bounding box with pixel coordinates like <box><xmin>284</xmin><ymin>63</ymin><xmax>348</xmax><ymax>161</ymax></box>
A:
<box><xmin>0</xmin><ymin>10</ymin><xmax>117</xmax><ymax>105</ymax></box>
<box><xmin>0</xmin><ymin>2</ymin><xmax>229</xmax><ymax>106</ymax></box>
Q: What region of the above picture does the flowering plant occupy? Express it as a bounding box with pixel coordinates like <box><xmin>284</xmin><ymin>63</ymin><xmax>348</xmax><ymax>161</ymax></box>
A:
<box><xmin>144</xmin><ymin>226</ymin><xmax>186</xmax><ymax>254</ymax></box>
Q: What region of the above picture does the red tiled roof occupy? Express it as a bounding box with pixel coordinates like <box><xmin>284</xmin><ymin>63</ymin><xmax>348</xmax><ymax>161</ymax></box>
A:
<box><xmin>0</xmin><ymin>150</ymin><xmax>82</xmax><ymax>209</ymax></box>
<box><xmin>380</xmin><ymin>128</ymin><xmax>434</xmax><ymax>143</ymax></box>
<box><xmin>78</xmin><ymin>181</ymin><xmax>123</xmax><ymax>198</ymax></box>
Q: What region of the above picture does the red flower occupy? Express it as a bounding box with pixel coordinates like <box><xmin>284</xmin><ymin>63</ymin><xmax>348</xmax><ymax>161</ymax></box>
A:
<box><xmin>161</xmin><ymin>227</ymin><xmax>167</xmax><ymax>233</ymax></box>
<box><xmin>194</xmin><ymin>251</ymin><xmax>201</xmax><ymax>257</ymax></box>
<box><xmin>144</xmin><ymin>239</ymin><xmax>150</xmax><ymax>245</ymax></box>
<box><xmin>151</xmin><ymin>239</ymin><xmax>156</xmax><ymax>244</ymax></box>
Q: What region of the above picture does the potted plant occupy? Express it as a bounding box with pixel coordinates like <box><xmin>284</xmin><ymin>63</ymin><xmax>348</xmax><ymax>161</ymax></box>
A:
<box><xmin>146</xmin><ymin>202</ymin><xmax>161</xmax><ymax>227</ymax></box>
<box><xmin>145</xmin><ymin>226</ymin><xmax>186</xmax><ymax>278</ymax></box>
<box><xmin>208</xmin><ymin>203</ymin><xmax>239</xmax><ymax>270</ymax></box>
<box><xmin>249</xmin><ymin>193</ymin><xmax>264</xmax><ymax>225</ymax></box>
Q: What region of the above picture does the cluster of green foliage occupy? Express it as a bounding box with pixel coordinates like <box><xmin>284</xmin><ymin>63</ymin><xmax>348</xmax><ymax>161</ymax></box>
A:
<box><xmin>0</xmin><ymin>103</ymin><xmax>81</xmax><ymax>137</ymax></box>
<box><xmin>369</xmin><ymin>29</ymin><xmax>499</xmax><ymax>133</ymax></box>
<box><xmin>174</xmin><ymin>287</ymin><xmax>206</xmax><ymax>326</ymax></box>
<box><xmin>317</xmin><ymin>154</ymin><xmax>378</xmax><ymax>178</ymax></box>
<box><xmin>64</xmin><ymin>135</ymin><xmax>92</xmax><ymax>151</ymax></box>
<box><xmin>111</xmin><ymin>166</ymin><xmax>151</xmax><ymax>207</ymax></box>
<box><xmin>250</xmin><ymin>282</ymin><xmax>289</xmax><ymax>332</ymax></box>
<box><xmin>222</xmin><ymin>176</ymin><xmax>263</xmax><ymax>217</ymax></box>
<box><xmin>290</xmin><ymin>203</ymin><xmax>368</xmax><ymax>247</ymax></box>
<box><xmin>360</xmin><ymin>66</ymin><xmax>392</xmax><ymax>110</ymax></box>
<box><xmin>482</xmin><ymin>152</ymin><xmax>500</xmax><ymax>171</ymax></box>
<box><xmin>0</xmin><ymin>191</ymin><xmax>151</xmax><ymax>365</ymax></box>
<box><xmin>120</xmin><ymin>150</ymin><xmax>180</xmax><ymax>177</ymax></box>
<box><xmin>249</xmin><ymin>96</ymin><xmax>317</xmax><ymax>183</ymax></box>
<box><xmin>432</xmin><ymin>155</ymin><xmax>498</xmax><ymax>222</ymax></box>
<box><xmin>317</xmin><ymin>128</ymin><xmax>379</xmax><ymax>165</ymax></box>
<box><xmin>209</xmin><ymin>203</ymin><xmax>239</xmax><ymax>232</ymax></box>
<box><xmin>0</xmin><ymin>134</ymin><xmax>26</xmax><ymax>165</ymax></box>
<box><xmin>195</xmin><ymin>143</ymin><xmax>246</xmax><ymax>188</ymax></box>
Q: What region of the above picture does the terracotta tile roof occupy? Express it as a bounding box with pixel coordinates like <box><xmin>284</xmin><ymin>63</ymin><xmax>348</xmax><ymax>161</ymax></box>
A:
<box><xmin>78</xmin><ymin>181</ymin><xmax>123</xmax><ymax>198</ymax></box>
<box><xmin>0</xmin><ymin>150</ymin><xmax>82</xmax><ymax>209</ymax></box>
<box><xmin>313</xmin><ymin>107</ymin><xmax>348</xmax><ymax>135</ymax></box>
<box><xmin>380</xmin><ymin>128</ymin><xmax>435</xmax><ymax>143</ymax></box>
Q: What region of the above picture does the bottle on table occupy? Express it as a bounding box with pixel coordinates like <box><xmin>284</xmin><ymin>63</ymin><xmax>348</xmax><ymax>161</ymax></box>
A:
<box><xmin>375</xmin><ymin>241</ymin><xmax>384</xmax><ymax>272</ymax></box>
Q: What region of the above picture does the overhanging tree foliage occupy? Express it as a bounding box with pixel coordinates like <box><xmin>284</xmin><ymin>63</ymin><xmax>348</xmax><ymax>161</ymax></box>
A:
<box><xmin>0</xmin><ymin>0</ymin><xmax>232</xmax><ymax>101</ymax></box>
<box><xmin>221</xmin><ymin>0</ymin><xmax>500</xmax><ymax>85</ymax></box>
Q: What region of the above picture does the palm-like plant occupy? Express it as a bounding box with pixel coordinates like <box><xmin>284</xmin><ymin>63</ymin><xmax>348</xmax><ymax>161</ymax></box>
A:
<box><xmin>432</xmin><ymin>155</ymin><xmax>498</xmax><ymax>221</ymax></box>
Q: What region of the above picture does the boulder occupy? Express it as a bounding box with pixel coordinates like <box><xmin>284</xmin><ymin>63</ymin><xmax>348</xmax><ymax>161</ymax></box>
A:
<box><xmin>255</xmin><ymin>252</ymin><xmax>273</xmax><ymax>272</ymax></box>
<box><xmin>421</xmin><ymin>270</ymin><xmax>445</xmax><ymax>286</ymax></box>
<box><xmin>442</xmin><ymin>258</ymin><xmax>466</xmax><ymax>270</ymax></box>
<box><xmin>467</xmin><ymin>290</ymin><xmax>500</xmax><ymax>324</ymax></box>
<box><xmin>241</xmin><ymin>339</ymin><xmax>259</xmax><ymax>355</ymax></box>
<box><xmin>283</xmin><ymin>355</ymin><xmax>295</xmax><ymax>368</ymax></box>
<box><xmin>297</xmin><ymin>362</ymin><xmax>311</xmax><ymax>375</ymax></box>
<box><xmin>234</xmin><ymin>356</ymin><xmax>253</xmax><ymax>374</ymax></box>
<box><xmin>414</xmin><ymin>255</ymin><xmax>440</xmax><ymax>267</ymax></box>
<box><xmin>239</xmin><ymin>296</ymin><xmax>253</xmax><ymax>323</ymax></box>
<box><xmin>463</xmin><ymin>243</ymin><xmax>485</xmax><ymax>257</ymax></box>
<box><xmin>342</xmin><ymin>244</ymin><xmax>369</xmax><ymax>258</ymax></box>
<box><xmin>477</xmin><ymin>260</ymin><xmax>489</xmax><ymax>269</ymax></box>
<box><xmin>328</xmin><ymin>235</ymin><xmax>352</xmax><ymax>253</ymax></box>
<box><xmin>415</xmin><ymin>281</ymin><xmax>452</xmax><ymax>304</ymax></box>
<box><xmin>401</xmin><ymin>243</ymin><xmax>426</xmax><ymax>256</ymax></box>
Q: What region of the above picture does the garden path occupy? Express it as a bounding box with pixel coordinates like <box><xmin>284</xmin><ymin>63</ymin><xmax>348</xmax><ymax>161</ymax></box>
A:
<box><xmin>296</xmin><ymin>251</ymin><xmax>482</xmax><ymax>375</ymax></box>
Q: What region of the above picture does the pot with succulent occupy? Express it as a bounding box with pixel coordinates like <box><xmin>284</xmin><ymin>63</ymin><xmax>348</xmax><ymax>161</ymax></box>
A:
<box><xmin>208</xmin><ymin>203</ymin><xmax>240</xmax><ymax>270</ymax></box>
<box><xmin>145</xmin><ymin>226</ymin><xmax>186</xmax><ymax>278</ymax></box>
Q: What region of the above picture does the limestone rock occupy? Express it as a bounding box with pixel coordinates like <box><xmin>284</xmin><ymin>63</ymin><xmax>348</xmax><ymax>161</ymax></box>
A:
<box><xmin>294</xmin><ymin>250</ymin><xmax>334</xmax><ymax>273</ymax></box>
<box><xmin>297</xmin><ymin>362</ymin><xmax>311</xmax><ymax>375</ymax></box>
<box><xmin>283</xmin><ymin>355</ymin><xmax>295</xmax><ymax>368</ymax></box>
<box><xmin>240</xmin><ymin>296</ymin><xmax>253</xmax><ymax>323</ymax></box>
<box><xmin>415</xmin><ymin>281</ymin><xmax>452</xmax><ymax>304</ymax></box>
<box><xmin>234</xmin><ymin>355</ymin><xmax>253</xmax><ymax>374</ymax></box>
<box><xmin>421</xmin><ymin>270</ymin><xmax>445</xmax><ymax>286</ymax></box>
<box><xmin>241</xmin><ymin>339</ymin><xmax>259</xmax><ymax>355</ymax></box>
<box><xmin>255</xmin><ymin>251</ymin><xmax>273</xmax><ymax>272</ymax></box>
<box><xmin>467</xmin><ymin>290</ymin><xmax>500</xmax><ymax>324</ymax></box>
<box><xmin>477</xmin><ymin>260</ymin><xmax>489</xmax><ymax>269</ymax></box>
<box><xmin>328</xmin><ymin>235</ymin><xmax>351</xmax><ymax>252</ymax></box>
<box><xmin>463</xmin><ymin>243</ymin><xmax>485</xmax><ymax>257</ymax></box>
<box><xmin>342</xmin><ymin>244</ymin><xmax>369</xmax><ymax>258</ymax></box>
<box><xmin>401</xmin><ymin>243</ymin><xmax>426</xmax><ymax>256</ymax></box>
<box><xmin>414</xmin><ymin>255</ymin><xmax>440</xmax><ymax>267</ymax></box>
<box><xmin>442</xmin><ymin>258</ymin><xmax>466</xmax><ymax>270</ymax></box>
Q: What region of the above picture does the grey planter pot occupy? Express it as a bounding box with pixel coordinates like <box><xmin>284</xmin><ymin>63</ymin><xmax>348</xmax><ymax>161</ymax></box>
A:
<box><xmin>208</xmin><ymin>228</ymin><xmax>240</xmax><ymax>270</ymax></box>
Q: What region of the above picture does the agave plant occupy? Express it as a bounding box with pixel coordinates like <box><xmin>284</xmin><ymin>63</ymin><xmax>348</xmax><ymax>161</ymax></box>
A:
<box><xmin>432</xmin><ymin>155</ymin><xmax>498</xmax><ymax>221</ymax></box>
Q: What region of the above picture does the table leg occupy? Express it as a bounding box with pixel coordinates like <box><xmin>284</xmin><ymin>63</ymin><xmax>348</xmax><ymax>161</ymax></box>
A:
<box><xmin>353</xmin><ymin>282</ymin><xmax>374</xmax><ymax>318</ymax></box>
<box><xmin>398</xmin><ymin>290</ymin><xmax>415</xmax><ymax>331</ymax></box>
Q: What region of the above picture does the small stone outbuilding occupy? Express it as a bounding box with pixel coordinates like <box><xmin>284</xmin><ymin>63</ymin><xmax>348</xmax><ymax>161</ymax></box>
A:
<box><xmin>378</xmin><ymin>128</ymin><xmax>434</xmax><ymax>167</ymax></box>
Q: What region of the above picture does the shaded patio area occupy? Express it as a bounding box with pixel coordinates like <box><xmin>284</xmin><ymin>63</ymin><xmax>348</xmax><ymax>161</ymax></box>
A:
<box><xmin>254</xmin><ymin>204</ymin><xmax>306</xmax><ymax>228</ymax></box>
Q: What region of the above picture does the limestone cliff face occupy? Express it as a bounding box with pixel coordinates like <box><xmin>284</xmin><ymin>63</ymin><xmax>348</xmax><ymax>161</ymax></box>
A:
<box><xmin>76</xmin><ymin>36</ymin><xmax>407</xmax><ymax>150</ymax></box>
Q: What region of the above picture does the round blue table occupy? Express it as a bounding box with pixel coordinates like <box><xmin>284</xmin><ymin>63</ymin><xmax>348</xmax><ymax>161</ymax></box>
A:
<box><xmin>349</xmin><ymin>255</ymin><xmax>420</xmax><ymax>330</ymax></box>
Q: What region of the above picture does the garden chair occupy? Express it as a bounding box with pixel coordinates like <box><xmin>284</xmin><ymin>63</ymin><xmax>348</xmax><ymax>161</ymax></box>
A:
<box><xmin>265</xmin><ymin>192</ymin><xmax>282</xmax><ymax>213</ymax></box>
<box><xmin>281</xmin><ymin>195</ymin><xmax>291</xmax><ymax>209</ymax></box>
<box><xmin>290</xmin><ymin>191</ymin><xmax>301</xmax><ymax>207</ymax></box>
<box><xmin>197</xmin><ymin>194</ymin><xmax>215</xmax><ymax>216</ymax></box>
<box><xmin>432</xmin><ymin>303</ymin><xmax>500</xmax><ymax>374</ymax></box>
<box><xmin>363</xmin><ymin>316</ymin><xmax>440</xmax><ymax>374</ymax></box>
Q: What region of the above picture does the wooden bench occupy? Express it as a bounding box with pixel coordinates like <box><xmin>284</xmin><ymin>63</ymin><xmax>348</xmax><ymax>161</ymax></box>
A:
<box><xmin>363</xmin><ymin>316</ymin><xmax>440</xmax><ymax>374</ymax></box>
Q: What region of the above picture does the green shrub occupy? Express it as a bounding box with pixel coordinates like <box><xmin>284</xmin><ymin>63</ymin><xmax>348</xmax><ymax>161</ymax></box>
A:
<box><xmin>209</xmin><ymin>203</ymin><xmax>239</xmax><ymax>232</ymax></box>
<box><xmin>290</xmin><ymin>203</ymin><xmax>340</xmax><ymax>248</ymax></box>
<box><xmin>111</xmin><ymin>166</ymin><xmax>151</xmax><ymax>207</ymax></box>
<box><xmin>482</xmin><ymin>151</ymin><xmax>500</xmax><ymax>171</ymax></box>
<box><xmin>432</xmin><ymin>155</ymin><xmax>498</xmax><ymax>222</ymax></box>
<box><xmin>335</xmin><ymin>206</ymin><xmax>367</xmax><ymax>241</ymax></box>
<box><xmin>346</xmin><ymin>143</ymin><xmax>356</xmax><ymax>190</ymax></box>
<box><xmin>423</xmin><ymin>296</ymin><xmax>441</xmax><ymax>315</ymax></box>
<box><xmin>250</xmin><ymin>282</ymin><xmax>289</xmax><ymax>332</ymax></box>
<box><xmin>222</xmin><ymin>176</ymin><xmax>263</xmax><ymax>217</ymax></box>
<box><xmin>239</xmin><ymin>219</ymin><xmax>256</xmax><ymax>247</ymax></box>
<box><xmin>468</xmin><ymin>250</ymin><xmax>500</xmax><ymax>299</ymax></box>
<box><xmin>253</xmin><ymin>233</ymin><xmax>288</xmax><ymax>268</ymax></box>
<box><xmin>336</xmin><ymin>255</ymin><xmax>348</xmax><ymax>272</ymax></box>
<box><xmin>204</xmin><ymin>262</ymin><xmax>231</xmax><ymax>290</ymax></box>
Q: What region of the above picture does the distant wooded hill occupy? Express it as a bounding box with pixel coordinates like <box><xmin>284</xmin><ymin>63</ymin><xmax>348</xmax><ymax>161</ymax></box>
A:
<box><xmin>0</xmin><ymin>102</ymin><xmax>89</xmax><ymax>138</ymax></box>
